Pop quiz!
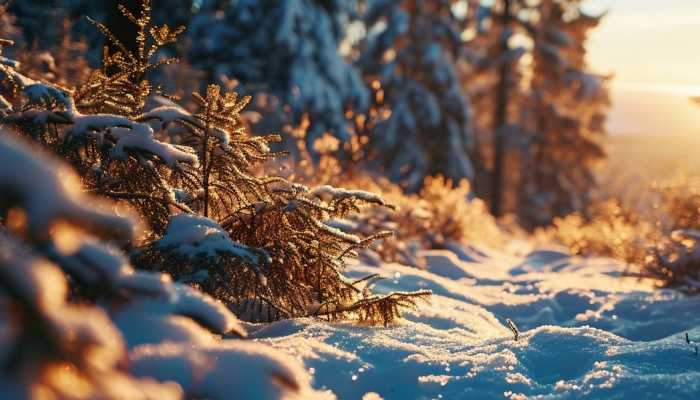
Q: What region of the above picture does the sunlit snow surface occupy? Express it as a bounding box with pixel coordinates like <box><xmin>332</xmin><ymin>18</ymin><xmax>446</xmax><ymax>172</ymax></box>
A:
<box><xmin>251</xmin><ymin>246</ymin><xmax>700</xmax><ymax>399</ymax></box>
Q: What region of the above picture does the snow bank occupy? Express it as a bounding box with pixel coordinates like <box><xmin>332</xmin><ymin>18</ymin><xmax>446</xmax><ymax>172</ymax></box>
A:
<box><xmin>253</xmin><ymin>246</ymin><xmax>700</xmax><ymax>399</ymax></box>
<box><xmin>130</xmin><ymin>341</ymin><xmax>334</xmax><ymax>400</ymax></box>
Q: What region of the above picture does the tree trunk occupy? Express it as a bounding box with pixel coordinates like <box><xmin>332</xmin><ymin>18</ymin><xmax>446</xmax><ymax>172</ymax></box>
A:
<box><xmin>490</xmin><ymin>0</ymin><xmax>512</xmax><ymax>217</ymax></box>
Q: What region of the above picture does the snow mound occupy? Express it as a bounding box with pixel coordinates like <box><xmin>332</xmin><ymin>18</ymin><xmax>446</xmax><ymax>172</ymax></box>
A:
<box><xmin>130</xmin><ymin>341</ymin><xmax>334</xmax><ymax>400</ymax></box>
<box><xmin>0</xmin><ymin>135</ymin><xmax>133</xmax><ymax>241</ymax></box>
<box><xmin>158</xmin><ymin>213</ymin><xmax>265</xmax><ymax>265</ymax></box>
<box><xmin>254</xmin><ymin>247</ymin><xmax>700</xmax><ymax>399</ymax></box>
<box><xmin>112</xmin><ymin>282</ymin><xmax>245</xmax><ymax>348</ymax></box>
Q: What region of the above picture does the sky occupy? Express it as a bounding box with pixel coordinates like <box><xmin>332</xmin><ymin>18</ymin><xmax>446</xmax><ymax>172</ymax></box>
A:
<box><xmin>584</xmin><ymin>0</ymin><xmax>700</xmax><ymax>136</ymax></box>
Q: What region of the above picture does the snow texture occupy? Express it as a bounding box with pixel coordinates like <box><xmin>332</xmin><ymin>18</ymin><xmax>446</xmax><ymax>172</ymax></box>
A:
<box><xmin>252</xmin><ymin>245</ymin><xmax>700</xmax><ymax>399</ymax></box>
<box><xmin>0</xmin><ymin>134</ymin><xmax>133</xmax><ymax>241</ymax></box>
<box><xmin>157</xmin><ymin>213</ymin><xmax>267</xmax><ymax>266</ymax></box>
<box><xmin>130</xmin><ymin>341</ymin><xmax>333</xmax><ymax>400</ymax></box>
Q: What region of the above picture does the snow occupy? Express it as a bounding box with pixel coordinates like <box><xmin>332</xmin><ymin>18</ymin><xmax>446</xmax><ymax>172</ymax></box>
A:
<box><xmin>0</xmin><ymin>63</ymin><xmax>198</xmax><ymax>167</ymax></box>
<box><xmin>309</xmin><ymin>185</ymin><xmax>387</xmax><ymax>206</ymax></box>
<box><xmin>109</xmin><ymin>124</ymin><xmax>198</xmax><ymax>167</ymax></box>
<box><xmin>130</xmin><ymin>341</ymin><xmax>333</xmax><ymax>400</ymax></box>
<box><xmin>139</xmin><ymin>105</ymin><xmax>198</xmax><ymax>127</ymax></box>
<box><xmin>157</xmin><ymin>213</ymin><xmax>267</xmax><ymax>266</ymax></box>
<box><xmin>249</xmin><ymin>245</ymin><xmax>700</xmax><ymax>399</ymax></box>
<box><xmin>0</xmin><ymin>134</ymin><xmax>133</xmax><ymax>241</ymax></box>
<box><xmin>66</xmin><ymin>114</ymin><xmax>199</xmax><ymax>167</ymax></box>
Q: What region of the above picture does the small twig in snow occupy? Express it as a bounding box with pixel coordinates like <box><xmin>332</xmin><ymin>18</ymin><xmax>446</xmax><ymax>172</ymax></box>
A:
<box><xmin>506</xmin><ymin>318</ymin><xmax>519</xmax><ymax>341</ymax></box>
<box><xmin>684</xmin><ymin>332</ymin><xmax>698</xmax><ymax>356</ymax></box>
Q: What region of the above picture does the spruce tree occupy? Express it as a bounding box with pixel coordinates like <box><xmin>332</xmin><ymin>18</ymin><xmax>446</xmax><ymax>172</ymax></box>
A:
<box><xmin>357</xmin><ymin>0</ymin><xmax>475</xmax><ymax>191</ymax></box>
<box><xmin>463</xmin><ymin>0</ymin><xmax>607</xmax><ymax>225</ymax></box>
<box><xmin>187</xmin><ymin>0</ymin><xmax>368</xmax><ymax>152</ymax></box>
<box><xmin>461</xmin><ymin>0</ymin><xmax>529</xmax><ymax>216</ymax></box>
<box><xmin>518</xmin><ymin>0</ymin><xmax>608</xmax><ymax>226</ymax></box>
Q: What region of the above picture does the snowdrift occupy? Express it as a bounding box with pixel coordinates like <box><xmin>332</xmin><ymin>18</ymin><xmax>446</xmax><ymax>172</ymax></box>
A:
<box><xmin>251</xmin><ymin>246</ymin><xmax>700</xmax><ymax>399</ymax></box>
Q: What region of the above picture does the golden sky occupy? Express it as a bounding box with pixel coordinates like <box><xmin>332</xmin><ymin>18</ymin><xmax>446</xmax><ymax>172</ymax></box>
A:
<box><xmin>584</xmin><ymin>0</ymin><xmax>700</xmax><ymax>136</ymax></box>
<box><xmin>587</xmin><ymin>0</ymin><xmax>700</xmax><ymax>90</ymax></box>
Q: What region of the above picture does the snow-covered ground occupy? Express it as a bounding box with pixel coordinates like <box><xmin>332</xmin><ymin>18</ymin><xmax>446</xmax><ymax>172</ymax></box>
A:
<box><xmin>250</xmin><ymin>245</ymin><xmax>700</xmax><ymax>399</ymax></box>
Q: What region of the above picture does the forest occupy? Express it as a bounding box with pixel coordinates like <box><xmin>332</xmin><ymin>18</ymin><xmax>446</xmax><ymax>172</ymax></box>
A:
<box><xmin>1</xmin><ymin>0</ymin><xmax>699</xmax><ymax>399</ymax></box>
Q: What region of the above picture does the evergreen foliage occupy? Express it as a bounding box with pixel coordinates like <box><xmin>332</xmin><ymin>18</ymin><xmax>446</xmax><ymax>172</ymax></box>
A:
<box><xmin>518</xmin><ymin>0</ymin><xmax>608</xmax><ymax>227</ymax></box>
<box><xmin>0</xmin><ymin>132</ymin><xmax>317</xmax><ymax>399</ymax></box>
<box><xmin>0</xmin><ymin>0</ymin><xmax>430</xmax><ymax>326</ymax></box>
<box><xmin>464</xmin><ymin>0</ymin><xmax>608</xmax><ymax>226</ymax></box>
<box><xmin>187</xmin><ymin>0</ymin><xmax>368</xmax><ymax>152</ymax></box>
<box><xmin>357</xmin><ymin>0</ymin><xmax>476</xmax><ymax>191</ymax></box>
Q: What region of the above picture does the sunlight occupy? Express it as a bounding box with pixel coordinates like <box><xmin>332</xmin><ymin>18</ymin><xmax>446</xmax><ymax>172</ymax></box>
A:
<box><xmin>2</xmin><ymin>1</ymin><xmax>700</xmax><ymax>398</ymax></box>
<box><xmin>588</xmin><ymin>0</ymin><xmax>700</xmax><ymax>88</ymax></box>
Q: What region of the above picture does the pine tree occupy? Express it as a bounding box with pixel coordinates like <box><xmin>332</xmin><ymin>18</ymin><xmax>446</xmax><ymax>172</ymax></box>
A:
<box><xmin>518</xmin><ymin>0</ymin><xmax>608</xmax><ymax>226</ymax></box>
<box><xmin>1</xmin><ymin>0</ymin><xmax>429</xmax><ymax>325</ymax></box>
<box><xmin>460</xmin><ymin>0</ymin><xmax>530</xmax><ymax>216</ymax></box>
<box><xmin>463</xmin><ymin>0</ymin><xmax>607</xmax><ymax>225</ymax></box>
<box><xmin>357</xmin><ymin>0</ymin><xmax>475</xmax><ymax>192</ymax></box>
<box><xmin>187</xmin><ymin>0</ymin><xmax>368</xmax><ymax>153</ymax></box>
